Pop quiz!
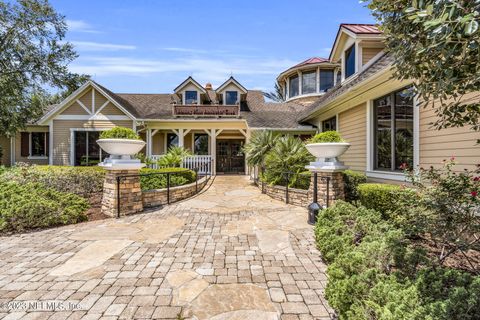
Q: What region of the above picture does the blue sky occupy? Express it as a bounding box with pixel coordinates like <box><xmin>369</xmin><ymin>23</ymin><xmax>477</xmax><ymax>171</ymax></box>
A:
<box><xmin>52</xmin><ymin>0</ymin><xmax>375</xmax><ymax>93</ymax></box>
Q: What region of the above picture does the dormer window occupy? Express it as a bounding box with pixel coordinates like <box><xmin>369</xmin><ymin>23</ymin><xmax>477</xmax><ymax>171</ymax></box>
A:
<box><xmin>301</xmin><ymin>71</ymin><xmax>316</xmax><ymax>94</ymax></box>
<box><xmin>289</xmin><ymin>74</ymin><xmax>299</xmax><ymax>98</ymax></box>
<box><xmin>225</xmin><ymin>91</ymin><xmax>238</xmax><ymax>105</ymax></box>
<box><xmin>344</xmin><ymin>45</ymin><xmax>356</xmax><ymax>79</ymax></box>
<box><xmin>185</xmin><ymin>91</ymin><xmax>198</xmax><ymax>104</ymax></box>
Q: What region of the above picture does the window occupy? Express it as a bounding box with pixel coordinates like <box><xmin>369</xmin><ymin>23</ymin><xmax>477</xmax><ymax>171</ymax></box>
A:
<box><xmin>344</xmin><ymin>45</ymin><xmax>356</xmax><ymax>79</ymax></box>
<box><xmin>289</xmin><ymin>74</ymin><xmax>299</xmax><ymax>98</ymax></box>
<box><xmin>74</xmin><ymin>131</ymin><xmax>107</xmax><ymax>166</ymax></box>
<box><xmin>225</xmin><ymin>91</ymin><xmax>238</xmax><ymax>105</ymax></box>
<box><xmin>185</xmin><ymin>91</ymin><xmax>198</xmax><ymax>104</ymax></box>
<box><xmin>374</xmin><ymin>87</ymin><xmax>414</xmax><ymax>171</ymax></box>
<box><xmin>322</xmin><ymin>116</ymin><xmax>337</xmax><ymax>132</ymax></box>
<box><xmin>320</xmin><ymin>70</ymin><xmax>334</xmax><ymax>92</ymax></box>
<box><xmin>336</xmin><ymin>71</ymin><xmax>341</xmax><ymax>85</ymax></box>
<box><xmin>166</xmin><ymin>133</ymin><xmax>179</xmax><ymax>150</ymax></box>
<box><xmin>194</xmin><ymin>134</ymin><xmax>209</xmax><ymax>155</ymax></box>
<box><xmin>301</xmin><ymin>71</ymin><xmax>316</xmax><ymax>94</ymax></box>
<box><xmin>21</xmin><ymin>132</ymin><xmax>48</xmax><ymax>158</ymax></box>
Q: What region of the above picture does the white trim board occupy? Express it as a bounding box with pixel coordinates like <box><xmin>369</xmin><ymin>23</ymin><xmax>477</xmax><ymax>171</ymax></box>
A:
<box><xmin>55</xmin><ymin>115</ymin><xmax>131</xmax><ymax>121</ymax></box>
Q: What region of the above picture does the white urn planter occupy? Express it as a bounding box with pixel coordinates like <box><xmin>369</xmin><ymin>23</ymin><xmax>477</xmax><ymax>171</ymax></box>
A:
<box><xmin>305</xmin><ymin>142</ymin><xmax>350</xmax><ymax>171</ymax></box>
<box><xmin>97</xmin><ymin>138</ymin><xmax>146</xmax><ymax>170</ymax></box>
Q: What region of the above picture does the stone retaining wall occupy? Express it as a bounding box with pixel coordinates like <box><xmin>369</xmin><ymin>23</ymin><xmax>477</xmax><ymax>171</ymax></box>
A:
<box><xmin>143</xmin><ymin>177</ymin><xmax>208</xmax><ymax>208</ymax></box>
<box><xmin>259</xmin><ymin>182</ymin><xmax>311</xmax><ymax>207</ymax></box>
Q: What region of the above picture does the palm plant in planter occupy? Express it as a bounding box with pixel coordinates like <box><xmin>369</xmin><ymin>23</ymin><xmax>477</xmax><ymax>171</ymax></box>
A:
<box><xmin>305</xmin><ymin>131</ymin><xmax>350</xmax><ymax>170</ymax></box>
<box><xmin>97</xmin><ymin>127</ymin><xmax>146</xmax><ymax>168</ymax></box>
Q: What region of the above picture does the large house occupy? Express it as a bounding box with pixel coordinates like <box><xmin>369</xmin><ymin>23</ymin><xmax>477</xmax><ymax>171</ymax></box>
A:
<box><xmin>1</xmin><ymin>23</ymin><xmax>479</xmax><ymax>182</ymax></box>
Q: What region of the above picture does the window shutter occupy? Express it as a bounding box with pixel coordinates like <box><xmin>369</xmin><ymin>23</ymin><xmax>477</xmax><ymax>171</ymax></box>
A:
<box><xmin>21</xmin><ymin>132</ymin><xmax>29</xmax><ymax>157</ymax></box>
<box><xmin>45</xmin><ymin>132</ymin><xmax>49</xmax><ymax>156</ymax></box>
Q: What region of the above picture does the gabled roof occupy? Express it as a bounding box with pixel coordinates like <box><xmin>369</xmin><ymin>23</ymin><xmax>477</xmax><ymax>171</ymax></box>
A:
<box><xmin>215</xmin><ymin>76</ymin><xmax>248</xmax><ymax>94</ymax></box>
<box><xmin>329</xmin><ymin>23</ymin><xmax>383</xmax><ymax>61</ymax></box>
<box><xmin>173</xmin><ymin>76</ymin><xmax>207</xmax><ymax>94</ymax></box>
<box><xmin>341</xmin><ymin>23</ymin><xmax>381</xmax><ymax>34</ymax></box>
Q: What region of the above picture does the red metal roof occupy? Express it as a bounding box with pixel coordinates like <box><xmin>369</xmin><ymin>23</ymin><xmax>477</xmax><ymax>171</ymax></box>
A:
<box><xmin>341</xmin><ymin>24</ymin><xmax>381</xmax><ymax>34</ymax></box>
<box><xmin>293</xmin><ymin>57</ymin><xmax>330</xmax><ymax>68</ymax></box>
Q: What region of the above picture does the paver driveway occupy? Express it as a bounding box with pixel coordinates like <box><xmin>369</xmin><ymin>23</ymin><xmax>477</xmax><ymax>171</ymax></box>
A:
<box><xmin>0</xmin><ymin>176</ymin><xmax>333</xmax><ymax>320</ymax></box>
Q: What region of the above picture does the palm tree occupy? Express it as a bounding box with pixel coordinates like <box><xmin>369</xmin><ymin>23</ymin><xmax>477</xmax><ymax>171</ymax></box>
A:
<box><xmin>263</xmin><ymin>83</ymin><xmax>285</xmax><ymax>102</ymax></box>
<box><xmin>243</xmin><ymin>130</ymin><xmax>279</xmax><ymax>167</ymax></box>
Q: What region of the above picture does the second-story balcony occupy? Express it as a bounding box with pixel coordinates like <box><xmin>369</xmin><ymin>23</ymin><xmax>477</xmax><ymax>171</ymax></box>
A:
<box><xmin>173</xmin><ymin>104</ymin><xmax>240</xmax><ymax>117</ymax></box>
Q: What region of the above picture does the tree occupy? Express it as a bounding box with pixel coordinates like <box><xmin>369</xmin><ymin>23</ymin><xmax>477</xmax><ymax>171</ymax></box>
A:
<box><xmin>0</xmin><ymin>0</ymin><xmax>89</xmax><ymax>137</ymax></box>
<box><xmin>263</xmin><ymin>83</ymin><xmax>285</xmax><ymax>102</ymax></box>
<box><xmin>243</xmin><ymin>130</ymin><xmax>279</xmax><ymax>167</ymax></box>
<box><xmin>364</xmin><ymin>0</ymin><xmax>480</xmax><ymax>136</ymax></box>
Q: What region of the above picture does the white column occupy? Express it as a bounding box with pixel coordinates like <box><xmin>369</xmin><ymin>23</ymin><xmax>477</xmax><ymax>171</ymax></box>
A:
<box><xmin>146</xmin><ymin>129</ymin><xmax>152</xmax><ymax>157</ymax></box>
<box><xmin>211</xmin><ymin>128</ymin><xmax>216</xmax><ymax>175</ymax></box>
<box><xmin>178</xmin><ymin>129</ymin><xmax>184</xmax><ymax>148</ymax></box>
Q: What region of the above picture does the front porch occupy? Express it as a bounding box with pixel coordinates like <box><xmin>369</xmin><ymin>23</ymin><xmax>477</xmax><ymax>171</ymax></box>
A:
<box><xmin>143</xmin><ymin>125</ymin><xmax>249</xmax><ymax>175</ymax></box>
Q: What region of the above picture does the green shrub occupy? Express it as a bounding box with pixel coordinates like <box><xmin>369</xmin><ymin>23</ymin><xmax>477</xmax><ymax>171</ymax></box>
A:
<box><xmin>262</xmin><ymin>135</ymin><xmax>314</xmax><ymax>189</ymax></box>
<box><xmin>0</xmin><ymin>181</ymin><xmax>89</xmax><ymax>233</ymax></box>
<box><xmin>343</xmin><ymin>170</ymin><xmax>367</xmax><ymax>203</ymax></box>
<box><xmin>358</xmin><ymin>183</ymin><xmax>413</xmax><ymax>216</ymax></box>
<box><xmin>307</xmin><ymin>130</ymin><xmax>345</xmax><ymax>143</ymax></box>
<box><xmin>2</xmin><ymin>165</ymin><xmax>105</xmax><ymax>197</ymax></box>
<box><xmin>140</xmin><ymin>167</ymin><xmax>196</xmax><ymax>190</ymax></box>
<box><xmin>157</xmin><ymin>146</ymin><xmax>192</xmax><ymax>168</ymax></box>
<box><xmin>99</xmin><ymin>127</ymin><xmax>141</xmax><ymax>140</ymax></box>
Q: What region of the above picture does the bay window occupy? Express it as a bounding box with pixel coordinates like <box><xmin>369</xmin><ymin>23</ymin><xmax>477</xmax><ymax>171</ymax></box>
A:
<box><xmin>289</xmin><ymin>74</ymin><xmax>299</xmax><ymax>98</ymax></box>
<box><xmin>374</xmin><ymin>87</ymin><xmax>414</xmax><ymax>171</ymax></box>
<box><xmin>320</xmin><ymin>70</ymin><xmax>334</xmax><ymax>92</ymax></box>
<box><xmin>301</xmin><ymin>71</ymin><xmax>316</xmax><ymax>94</ymax></box>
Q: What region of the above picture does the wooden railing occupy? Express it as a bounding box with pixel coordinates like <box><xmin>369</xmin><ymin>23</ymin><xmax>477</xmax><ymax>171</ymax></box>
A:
<box><xmin>173</xmin><ymin>104</ymin><xmax>239</xmax><ymax>117</ymax></box>
<box><xmin>150</xmin><ymin>155</ymin><xmax>213</xmax><ymax>174</ymax></box>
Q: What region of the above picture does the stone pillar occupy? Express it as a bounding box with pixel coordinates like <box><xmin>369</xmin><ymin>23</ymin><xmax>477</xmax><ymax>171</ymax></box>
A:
<box><xmin>308</xmin><ymin>170</ymin><xmax>345</xmax><ymax>207</ymax></box>
<box><xmin>101</xmin><ymin>169</ymin><xmax>143</xmax><ymax>217</ymax></box>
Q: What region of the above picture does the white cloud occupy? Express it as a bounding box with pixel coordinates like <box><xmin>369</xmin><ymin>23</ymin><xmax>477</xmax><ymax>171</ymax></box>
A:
<box><xmin>71</xmin><ymin>41</ymin><xmax>136</xmax><ymax>51</ymax></box>
<box><xmin>162</xmin><ymin>47</ymin><xmax>209</xmax><ymax>54</ymax></box>
<box><xmin>66</xmin><ymin>20</ymin><xmax>99</xmax><ymax>33</ymax></box>
<box><xmin>69</xmin><ymin>55</ymin><xmax>296</xmax><ymax>87</ymax></box>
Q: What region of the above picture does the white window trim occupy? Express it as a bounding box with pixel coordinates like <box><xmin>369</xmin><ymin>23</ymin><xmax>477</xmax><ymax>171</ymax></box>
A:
<box><xmin>366</xmin><ymin>91</ymin><xmax>418</xmax><ymax>181</ymax></box>
<box><xmin>27</xmin><ymin>132</ymin><xmax>48</xmax><ymax>159</ymax></box>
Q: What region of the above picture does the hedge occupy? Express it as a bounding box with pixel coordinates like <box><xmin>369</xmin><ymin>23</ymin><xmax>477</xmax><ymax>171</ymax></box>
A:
<box><xmin>315</xmin><ymin>201</ymin><xmax>480</xmax><ymax>320</ymax></box>
<box><xmin>342</xmin><ymin>170</ymin><xmax>367</xmax><ymax>203</ymax></box>
<box><xmin>0</xmin><ymin>181</ymin><xmax>89</xmax><ymax>233</ymax></box>
<box><xmin>1</xmin><ymin>165</ymin><xmax>105</xmax><ymax>197</ymax></box>
<box><xmin>139</xmin><ymin>167</ymin><xmax>196</xmax><ymax>191</ymax></box>
<box><xmin>357</xmin><ymin>183</ymin><xmax>416</xmax><ymax>218</ymax></box>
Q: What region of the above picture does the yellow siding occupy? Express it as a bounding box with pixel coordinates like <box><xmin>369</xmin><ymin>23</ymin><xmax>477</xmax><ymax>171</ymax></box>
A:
<box><xmin>338</xmin><ymin>103</ymin><xmax>367</xmax><ymax>171</ymax></box>
<box><xmin>94</xmin><ymin>90</ymin><xmax>108</xmax><ymax>111</ymax></box>
<box><xmin>152</xmin><ymin>133</ymin><xmax>165</xmax><ymax>155</ymax></box>
<box><xmin>184</xmin><ymin>132</ymin><xmax>192</xmax><ymax>152</ymax></box>
<box><xmin>362</xmin><ymin>47</ymin><xmax>383</xmax><ymax>66</ymax></box>
<box><xmin>52</xmin><ymin>120</ymin><xmax>133</xmax><ymax>165</ymax></box>
<box><xmin>78</xmin><ymin>89</ymin><xmax>93</xmax><ymax>113</ymax></box>
<box><xmin>0</xmin><ymin>136</ymin><xmax>11</xmax><ymax>166</ymax></box>
<box><xmin>61</xmin><ymin>101</ymin><xmax>89</xmax><ymax>115</ymax></box>
<box><xmin>97</xmin><ymin>103</ymin><xmax>125</xmax><ymax>116</ymax></box>
<box><xmin>419</xmin><ymin>93</ymin><xmax>480</xmax><ymax>171</ymax></box>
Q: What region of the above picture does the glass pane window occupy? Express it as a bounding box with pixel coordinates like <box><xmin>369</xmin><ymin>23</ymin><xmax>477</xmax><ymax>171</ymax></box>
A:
<box><xmin>374</xmin><ymin>87</ymin><xmax>414</xmax><ymax>171</ymax></box>
<box><xmin>185</xmin><ymin>91</ymin><xmax>198</xmax><ymax>104</ymax></box>
<box><xmin>301</xmin><ymin>71</ymin><xmax>316</xmax><ymax>94</ymax></box>
<box><xmin>167</xmin><ymin>133</ymin><xmax>179</xmax><ymax>151</ymax></box>
<box><xmin>322</xmin><ymin>116</ymin><xmax>337</xmax><ymax>132</ymax></box>
<box><xmin>74</xmin><ymin>131</ymin><xmax>108</xmax><ymax>166</ymax></box>
<box><xmin>194</xmin><ymin>134</ymin><xmax>209</xmax><ymax>155</ymax></box>
<box><xmin>31</xmin><ymin>132</ymin><xmax>46</xmax><ymax>156</ymax></box>
<box><xmin>289</xmin><ymin>75</ymin><xmax>299</xmax><ymax>98</ymax></box>
<box><xmin>345</xmin><ymin>45</ymin><xmax>356</xmax><ymax>79</ymax></box>
<box><xmin>320</xmin><ymin>70</ymin><xmax>334</xmax><ymax>92</ymax></box>
<box><xmin>336</xmin><ymin>71</ymin><xmax>342</xmax><ymax>85</ymax></box>
<box><xmin>225</xmin><ymin>91</ymin><xmax>238</xmax><ymax>105</ymax></box>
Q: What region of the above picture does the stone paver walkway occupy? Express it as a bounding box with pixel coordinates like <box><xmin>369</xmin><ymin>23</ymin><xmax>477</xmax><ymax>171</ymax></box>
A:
<box><xmin>0</xmin><ymin>176</ymin><xmax>333</xmax><ymax>320</ymax></box>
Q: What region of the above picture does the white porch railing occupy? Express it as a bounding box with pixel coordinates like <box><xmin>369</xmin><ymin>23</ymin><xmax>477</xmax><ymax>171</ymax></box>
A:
<box><xmin>150</xmin><ymin>155</ymin><xmax>213</xmax><ymax>175</ymax></box>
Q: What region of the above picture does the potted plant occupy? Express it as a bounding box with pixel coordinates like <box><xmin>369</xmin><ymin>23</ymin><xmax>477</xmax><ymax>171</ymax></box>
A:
<box><xmin>97</xmin><ymin>127</ymin><xmax>146</xmax><ymax>168</ymax></box>
<box><xmin>305</xmin><ymin>131</ymin><xmax>350</xmax><ymax>170</ymax></box>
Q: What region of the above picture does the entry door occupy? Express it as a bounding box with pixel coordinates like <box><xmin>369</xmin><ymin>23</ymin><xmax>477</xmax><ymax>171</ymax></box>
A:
<box><xmin>216</xmin><ymin>140</ymin><xmax>245</xmax><ymax>174</ymax></box>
